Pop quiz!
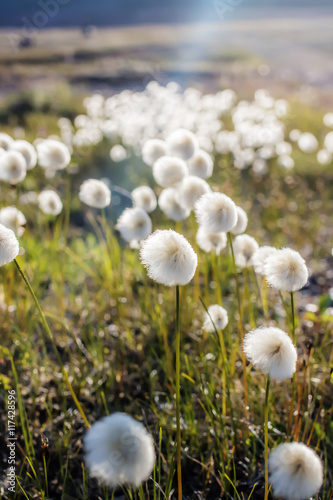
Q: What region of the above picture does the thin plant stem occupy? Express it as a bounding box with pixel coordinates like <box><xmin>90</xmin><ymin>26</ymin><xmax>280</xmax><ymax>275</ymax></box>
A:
<box><xmin>264</xmin><ymin>376</ymin><xmax>270</xmax><ymax>500</ymax></box>
<box><xmin>227</xmin><ymin>232</ymin><xmax>249</xmax><ymax>423</ymax></box>
<box><xmin>290</xmin><ymin>292</ymin><xmax>296</xmax><ymax>345</ymax></box>
<box><xmin>13</xmin><ymin>258</ymin><xmax>90</xmax><ymax>429</ymax></box>
<box><xmin>212</xmin><ymin>251</ymin><xmax>223</xmax><ymax>306</ymax></box>
<box><xmin>175</xmin><ymin>285</ymin><xmax>182</xmax><ymax>500</ymax></box>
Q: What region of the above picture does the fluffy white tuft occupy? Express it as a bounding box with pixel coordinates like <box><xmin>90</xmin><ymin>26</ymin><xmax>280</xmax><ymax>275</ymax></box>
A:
<box><xmin>116</xmin><ymin>207</ymin><xmax>152</xmax><ymax>243</ymax></box>
<box><xmin>153</xmin><ymin>156</ymin><xmax>188</xmax><ymax>188</ymax></box>
<box><xmin>231</xmin><ymin>206</ymin><xmax>248</xmax><ymax>235</ymax></box>
<box><xmin>188</xmin><ymin>149</ymin><xmax>213</xmax><ymax>178</ymax></box>
<box><xmin>84</xmin><ymin>413</ymin><xmax>155</xmax><ymax>487</ymax></box>
<box><xmin>140</xmin><ymin>229</ymin><xmax>197</xmax><ymax>286</ymax></box>
<box><xmin>79</xmin><ymin>179</ymin><xmax>111</xmax><ymax>209</ymax></box>
<box><xmin>38</xmin><ymin>190</ymin><xmax>63</xmax><ymax>216</ymax></box>
<box><xmin>0</xmin><ymin>223</ymin><xmax>19</xmax><ymax>267</ymax></box>
<box><xmin>166</xmin><ymin>128</ymin><xmax>198</xmax><ymax>160</ymax></box>
<box><xmin>264</xmin><ymin>247</ymin><xmax>308</xmax><ymax>292</ymax></box>
<box><xmin>194</xmin><ymin>192</ymin><xmax>237</xmax><ymax>234</ymax></box>
<box><xmin>203</xmin><ymin>304</ymin><xmax>228</xmax><ymax>332</ymax></box>
<box><xmin>177</xmin><ymin>176</ymin><xmax>211</xmax><ymax>210</ymax></box>
<box><xmin>158</xmin><ymin>188</ymin><xmax>190</xmax><ymax>221</ymax></box>
<box><xmin>196</xmin><ymin>226</ymin><xmax>227</xmax><ymax>255</ymax></box>
<box><xmin>0</xmin><ymin>207</ymin><xmax>26</xmax><ymax>236</ymax></box>
<box><xmin>142</xmin><ymin>139</ymin><xmax>167</xmax><ymax>166</ymax></box>
<box><xmin>269</xmin><ymin>442</ymin><xmax>323</xmax><ymax>500</ymax></box>
<box><xmin>0</xmin><ymin>151</ymin><xmax>27</xmax><ymax>184</ymax></box>
<box><xmin>10</xmin><ymin>140</ymin><xmax>37</xmax><ymax>170</ymax></box>
<box><xmin>243</xmin><ymin>327</ymin><xmax>297</xmax><ymax>381</ymax></box>
<box><xmin>252</xmin><ymin>246</ymin><xmax>278</xmax><ymax>275</ymax></box>
<box><xmin>233</xmin><ymin>234</ymin><xmax>259</xmax><ymax>268</ymax></box>
<box><xmin>131</xmin><ymin>186</ymin><xmax>157</xmax><ymax>213</ymax></box>
<box><xmin>0</xmin><ymin>133</ymin><xmax>14</xmax><ymax>150</ymax></box>
<box><xmin>37</xmin><ymin>139</ymin><xmax>71</xmax><ymax>170</ymax></box>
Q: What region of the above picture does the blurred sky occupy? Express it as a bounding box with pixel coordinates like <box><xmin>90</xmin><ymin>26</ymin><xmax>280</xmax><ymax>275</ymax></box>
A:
<box><xmin>1</xmin><ymin>0</ymin><xmax>332</xmax><ymax>27</ymax></box>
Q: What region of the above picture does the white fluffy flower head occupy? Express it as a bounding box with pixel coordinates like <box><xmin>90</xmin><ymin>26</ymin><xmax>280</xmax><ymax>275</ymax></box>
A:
<box><xmin>203</xmin><ymin>304</ymin><xmax>228</xmax><ymax>332</ymax></box>
<box><xmin>195</xmin><ymin>192</ymin><xmax>237</xmax><ymax>233</ymax></box>
<box><xmin>0</xmin><ymin>207</ymin><xmax>26</xmax><ymax>236</ymax></box>
<box><xmin>243</xmin><ymin>327</ymin><xmax>297</xmax><ymax>381</ymax></box>
<box><xmin>0</xmin><ymin>151</ymin><xmax>27</xmax><ymax>184</ymax></box>
<box><xmin>38</xmin><ymin>190</ymin><xmax>63</xmax><ymax>216</ymax></box>
<box><xmin>37</xmin><ymin>139</ymin><xmax>71</xmax><ymax>170</ymax></box>
<box><xmin>252</xmin><ymin>246</ymin><xmax>277</xmax><ymax>275</ymax></box>
<box><xmin>10</xmin><ymin>140</ymin><xmax>37</xmax><ymax>170</ymax></box>
<box><xmin>0</xmin><ymin>223</ymin><xmax>19</xmax><ymax>267</ymax></box>
<box><xmin>84</xmin><ymin>412</ymin><xmax>155</xmax><ymax>487</ymax></box>
<box><xmin>79</xmin><ymin>179</ymin><xmax>111</xmax><ymax>209</ymax></box>
<box><xmin>158</xmin><ymin>188</ymin><xmax>190</xmax><ymax>221</ymax></box>
<box><xmin>140</xmin><ymin>229</ymin><xmax>198</xmax><ymax>286</ymax></box>
<box><xmin>269</xmin><ymin>442</ymin><xmax>323</xmax><ymax>500</ymax></box>
<box><xmin>132</xmin><ymin>186</ymin><xmax>157</xmax><ymax>213</ymax></box>
<box><xmin>264</xmin><ymin>247</ymin><xmax>308</xmax><ymax>292</ymax></box>
<box><xmin>177</xmin><ymin>176</ymin><xmax>210</xmax><ymax>210</ymax></box>
<box><xmin>196</xmin><ymin>226</ymin><xmax>227</xmax><ymax>255</ymax></box>
<box><xmin>233</xmin><ymin>234</ymin><xmax>259</xmax><ymax>268</ymax></box>
<box><xmin>116</xmin><ymin>207</ymin><xmax>152</xmax><ymax>243</ymax></box>
<box><xmin>166</xmin><ymin>128</ymin><xmax>198</xmax><ymax>160</ymax></box>
<box><xmin>142</xmin><ymin>139</ymin><xmax>167</xmax><ymax>166</ymax></box>
<box><xmin>188</xmin><ymin>149</ymin><xmax>213</xmax><ymax>178</ymax></box>
<box><xmin>231</xmin><ymin>206</ymin><xmax>248</xmax><ymax>235</ymax></box>
<box><xmin>153</xmin><ymin>156</ymin><xmax>188</xmax><ymax>188</ymax></box>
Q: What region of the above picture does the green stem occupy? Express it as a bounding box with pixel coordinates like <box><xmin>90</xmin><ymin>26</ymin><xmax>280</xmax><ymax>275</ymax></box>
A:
<box><xmin>264</xmin><ymin>376</ymin><xmax>270</xmax><ymax>500</ymax></box>
<box><xmin>212</xmin><ymin>251</ymin><xmax>223</xmax><ymax>306</ymax></box>
<box><xmin>13</xmin><ymin>258</ymin><xmax>90</xmax><ymax>429</ymax></box>
<box><xmin>175</xmin><ymin>285</ymin><xmax>182</xmax><ymax>500</ymax></box>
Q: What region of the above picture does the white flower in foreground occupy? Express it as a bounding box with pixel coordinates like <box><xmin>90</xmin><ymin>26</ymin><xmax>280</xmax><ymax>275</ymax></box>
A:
<box><xmin>289</xmin><ymin>129</ymin><xmax>301</xmax><ymax>142</ymax></box>
<box><xmin>203</xmin><ymin>304</ymin><xmax>228</xmax><ymax>332</ymax></box>
<box><xmin>297</xmin><ymin>132</ymin><xmax>318</xmax><ymax>153</ymax></box>
<box><xmin>317</xmin><ymin>149</ymin><xmax>332</xmax><ymax>165</ymax></box>
<box><xmin>243</xmin><ymin>327</ymin><xmax>297</xmax><ymax>381</ymax></box>
<box><xmin>116</xmin><ymin>207</ymin><xmax>152</xmax><ymax>243</ymax></box>
<box><xmin>195</xmin><ymin>192</ymin><xmax>237</xmax><ymax>234</ymax></box>
<box><xmin>231</xmin><ymin>206</ymin><xmax>248</xmax><ymax>235</ymax></box>
<box><xmin>252</xmin><ymin>246</ymin><xmax>277</xmax><ymax>275</ymax></box>
<box><xmin>188</xmin><ymin>149</ymin><xmax>213</xmax><ymax>178</ymax></box>
<box><xmin>110</xmin><ymin>144</ymin><xmax>127</xmax><ymax>162</ymax></box>
<box><xmin>323</xmin><ymin>112</ymin><xmax>333</xmax><ymax>128</ymax></box>
<box><xmin>38</xmin><ymin>190</ymin><xmax>63</xmax><ymax>216</ymax></box>
<box><xmin>84</xmin><ymin>413</ymin><xmax>155</xmax><ymax>487</ymax></box>
<box><xmin>0</xmin><ymin>151</ymin><xmax>27</xmax><ymax>184</ymax></box>
<box><xmin>140</xmin><ymin>229</ymin><xmax>197</xmax><ymax>286</ymax></box>
<box><xmin>0</xmin><ymin>223</ymin><xmax>19</xmax><ymax>266</ymax></box>
<box><xmin>158</xmin><ymin>188</ymin><xmax>190</xmax><ymax>221</ymax></box>
<box><xmin>264</xmin><ymin>248</ymin><xmax>308</xmax><ymax>292</ymax></box>
<box><xmin>166</xmin><ymin>128</ymin><xmax>198</xmax><ymax>160</ymax></box>
<box><xmin>0</xmin><ymin>133</ymin><xmax>14</xmax><ymax>150</ymax></box>
<box><xmin>196</xmin><ymin>226</ymin><xmax>227</xmax><ymax>255</ymax></box>
<box><xmin>142</xmin><ymin>139</ymin><xmax>167</xmax><ymax>166</ymax></box>
<box><xmin>153</xmin><ymin>156</ymin><xmax>188</xmax><ymax>188</ymax></box>
<box><xmin>0</xmin><ymin>207</ymin><xmax>26</xmax><ymax>237</ymax></box>
<box><xmin>177</xmin><ymin>176</ymin><xmax>210</xmax><ymax>210</ymax></box>
<box><xmin>269</xmin><ymin>442</ymin><xmax>323</xmax><ymax>500</ymax></box>
<box><xmin>37</xmin><ymin>139</ymin><xmax>71</xmax><ymax>170</ymax></box>
<box><xmin>79</xmin><ymin>179</ymin><xmax>111</xmax><ymax>209</ymax></box>
<box><xmin>131</xmin><ymin>186</ymin><xmax>157</xmax><ymax>213</ymax></box>
<box><xmin>324</xmin><ymin>131</ymin><xmax>333</xmax><ymax>153</ymax></box>
<box><xmin>233</xmin><ymin>234</ymin><xmax>259</xmax><ymax>269</ymax></box>
<box><xmin>10</xmin><ymin>140</ymin><xmax>37</xmax><ymax>170</ymax></box>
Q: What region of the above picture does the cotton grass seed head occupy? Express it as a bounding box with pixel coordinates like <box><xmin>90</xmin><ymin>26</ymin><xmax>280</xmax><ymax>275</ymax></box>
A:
<box><xmin>116</xmin><ymin>207</ymin><xmax>152</xmax><ymax>243</ymax></box>
<box><xmin>84</xmin><ymin>412</ymin><xmax>155</xmax><ymax>488</ymax></box>
<box><xmin>10</xmin><ymin>140</ymin><xmax>37</xmax><ymax>170</ymax></box>
<box><xmin>233</xmin><ymin>234</ymin><xmax>259</xmax><ymax>269</ymax></box>
<box><xmin>153</xmin><ymin>156</ymin><xmax>188</xmax><ymax>188</ymax></box>
<box><xmin>37</xmin><ymin>139</ymin><xmax>71</xmax><ymax>170</ymax></box>
<box><xmin>131</xmin><ymin>186</ymin><xmax>157</xmax><ymax>213</ymax></box>
<box><xmin>0</xmin><ymin>207</ymin><xmax>26</xmax><ymax>237</ymax></box>
<box><xmin>177</xmin><ymin>176</ymin><xmax>211</xmax><ymax>210</ymax></box>
<box><xmin>38</xmin><ymin>190</ymin><xmax>63</xmax><ymax>216</ymax></box>
<box><xmin>188</xmin><ymin>149</ymin><xmax>213</xmax><ymax>178</ymax></box>
<box><xmin>264</xmin><ymin>247</ymin><xmax>308</xmax><ymax>292</ymax></box>
<box><xmin>0</xmin><ymin>223</ymin><xmax>19</xmax><ymax>267</ymax></box>
<box><xmin>142</xmin><ymin>139</ymin><xmax>167</xmax><ymax>166</ymax></box>
<box><xmin>231</xmin><ymin>206</ymin><xmax>248</xmax><ymax>235</ymax></box>
<box><xmin>0</xmin><ymin>132</ymin><xmax>14</xmax><ymax>150</ymax></box>
<box><xmin>0</xmin><ymin>151</ymin><xmax>27</xmax><ymax>184</ymax></box>
<box><xmin>166</xmin><ymin>128</ymin><xmax>198</xmax><ymax>160</ymax></box>
<box><xmin>196</xmin><ymin>226</ymin><xmax>227</xmax><ymax>255</ymax></box>
<box><xmin>203</xmin><ymin>304</ymin><xmax>228</xmax><ymax>332</ymax></box>
<box><xmin>269</xmin><ymin>442</ymin><xmax>323</xmax><ymax>500</ymax></box>
<box><xmin>243</xmin><ymin>327</ymin><xmax>297</xmax><ymax>381</ymax></box>
<box><xmin>195</xmin><ymin>192</ymin><xmax>237</xmax><ymax>234</ymax></box>
<box><xmin>252</xmin><ymin>245</ymin><xmax>278</xmax><ymax>275</ymax></box>
<box><xmin>158</xmin><ymin>188</ymin><xmax>190</xmax><ymax>221</ymax></box>
<box><xmin>140</xmin><ymin>229</ymin><xmax>198</xmax><ymax>286</ymax></box>
<box><xmin>79</xmin><ymin>179</ymin><xmax>111</xmax><ymax>209</ymax></box>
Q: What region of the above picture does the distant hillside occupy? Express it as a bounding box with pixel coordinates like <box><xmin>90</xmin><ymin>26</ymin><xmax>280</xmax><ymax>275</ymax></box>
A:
<box><xmin>1</xmin><ymin>0</ymin><xmax>332</xmax><ymax>27</ymax></box>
